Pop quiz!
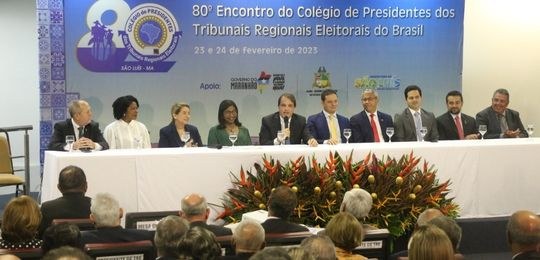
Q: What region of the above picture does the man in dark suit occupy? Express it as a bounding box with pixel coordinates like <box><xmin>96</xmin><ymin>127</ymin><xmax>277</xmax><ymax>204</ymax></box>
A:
<box><xmin>349</xmin><ymin>89</ymin><xmax>394</xmax><ymax>143</ymax></box>
<box><xmin>506</xmin><ymin>210</ymin><xmax>540</xmax><ymax>260</ymax></box>
<box><xmin>437</xmin><ymin>90</ymin><xmax>479</xmax><ymax>140</ymax></box>
<box><xmin>261</xmin><ymin>186</ymin><xmax>309</xmax><ymax>233</ymax></box>
<box><xmin>307</xmin><ymin>89</ymin><xmax>350</xmax><ymax>144</ymax></box>
<box><xmin>259</xmin><ymin>93</ymin><xmax>317</xmax><ymax>146</ymax></box>
<box><xmin>222</xmin><ymin>220</ymin><xmax>265</xmax><ymax>260</ymax></box>
<box><xmin>48</xmin><ymin>100</ymin><xmax>108</xmax><ymax>151</ymax></box>
<box><xmin>476</xmin><ymin>88</ymin><xmax>528</xmax><ymax>139</ymax></box>
<box><xmin>80</xmin><ymin>193</ymin><xmax>152</xmax><ymax>244</ymax></box>
<box><xmin>39</xmin><ymin>165</ymin><xmax>92</xmax><ymax>237</ymax></box>
<box><xmin>181</xmin><ymin>193</ymin><xmax>232</xmax><ymax>236</ymax></box>
<box><xmin>394</xmin><ymin>85</ymin><xmax>439</xmax><ymax>142</ymax></box>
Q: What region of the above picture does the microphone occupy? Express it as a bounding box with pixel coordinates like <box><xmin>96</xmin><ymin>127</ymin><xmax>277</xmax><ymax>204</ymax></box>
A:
<box><xmin>284</xmin><ymin>117</ymin><xmax>290</xmax><ymax>128</ymax></box>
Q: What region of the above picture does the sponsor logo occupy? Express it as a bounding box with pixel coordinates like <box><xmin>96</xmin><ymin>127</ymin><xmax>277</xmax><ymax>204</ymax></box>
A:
<box><xmin>312</xmin><ymin>66</ymin><xmax>331</xmax><ymax>88</ymax></box>
<box><xmin>257</xmin><ymin>71</ymin><xmax>272</xmax><ymax>94</ymax></box>
<box><xmin>354</xmin><ymin>75</ymin><xmax>400</xmax><ymax>90</ymax></box>
<box><xmin>272</xmin><ymin>74</ymin><xmax>285</xmax><ymax>90</ymax></box>
<box><xmin>230</xmin><ymin>77</ymin><xmax>258</xmax><ymax>90</ymax></box>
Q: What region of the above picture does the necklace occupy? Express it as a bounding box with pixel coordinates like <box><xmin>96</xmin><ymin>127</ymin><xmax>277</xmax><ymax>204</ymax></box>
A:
<box><xmin>226</xmin><ymin>125</ymin><xmax>237</xmax><ymax>134</ymax></box>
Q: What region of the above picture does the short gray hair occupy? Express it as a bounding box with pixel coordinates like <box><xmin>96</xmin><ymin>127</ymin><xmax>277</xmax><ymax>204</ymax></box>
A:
<box><xmin>154</xmin><ymin>215</ymin><xmax>189</xmax><ymax>257</ymax></box>
<box><xmin>362</xmin><ymin>88</ymin><xmax>379</xmax><ymax>98</ymax></box>
<box><xmin>68</xmin><ymin>100</ymin><xmax>88</xmax><ymax>117</ymax></box>
<box><xmin>428</xmin><ymin>216</ymin><xmax>462</xmax><ymax>251</ymax></box>
<box><xmin>340</xmin><ymin>188</ymin><xmax>373</xmax><ymax>219</ymax></box>
<box><xmin>181</xmin><ymin>194</ymin><xmax>207</xmax><ymax>217</ymax></box>
<box><xmin>417</xmin><ymin>208</ymin><xmax>443</xmax><ymax>226</ymax></box>
<box><xmin>90</xmin><ymin>193</ymin><xmax>120</xmax><ymax>227</ymax></box>
<box><xmin>233</xmin><ymin>220</ymin><xmax>265</xmax><ymax>252</ymax></box>
<box><xmin>300</xmin><ymin>235</ymin><xmax>336</xmax><ymax>260</ymax></box>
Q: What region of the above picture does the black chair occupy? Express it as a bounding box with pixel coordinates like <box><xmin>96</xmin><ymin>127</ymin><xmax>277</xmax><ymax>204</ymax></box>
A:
<box><xmin>125</xmin><ymin>210</ymin><xmax>179</xmax><ymax>230</ymax></box>
<box><xmin>52</xmin><ymin>218</ymin><xmax>95</xmax><ymax>231</ymax></box>
<box><xmin>0</xmin><ymin>248</ymin><xmax>43</xmax><ymax>260</ymax></box>
<box><xmin>353</xmin><ymin>228</ymin><xmax>391</xmax><ymax>260</ymax></box>
<box><xmin>84</xmin><ymin>240</ymin><xmax>154</xmax><ymax>259</ymax></box>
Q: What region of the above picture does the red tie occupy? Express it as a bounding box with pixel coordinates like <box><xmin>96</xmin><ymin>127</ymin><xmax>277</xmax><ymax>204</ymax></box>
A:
<box><xmin>454</xmin><ymin>115</ymin><xmax>464</xmax><ymax>140</ymax></box>
<box><xmin>370</xmin><ymin>113</ymin><xmax>380</xmax><ymax>142</ymax></box>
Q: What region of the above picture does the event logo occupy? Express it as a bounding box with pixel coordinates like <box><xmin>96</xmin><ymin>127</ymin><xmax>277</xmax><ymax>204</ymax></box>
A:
<box><xmin>313</xmin><ymin>66</ymin><xmax>331</xmax><ymax>88</ymax></box>
<box><xmin>76</xmin><ymin>2</ymin><xmax>182</xmax><ymax>72</ymax></box>
<box><xmin>257</xmin><ymin>71</ymin><xmax>272</xmax><ymax>94</ymax></box>
<box><xmin>354</xmin><ymin>75</ymin><xmax>400</xmax><ymax>90</ymax></box>
<box><xmin>272</xmin><ymin>74</ymin><xmax>285</xmax><ymax>90</ymax></box>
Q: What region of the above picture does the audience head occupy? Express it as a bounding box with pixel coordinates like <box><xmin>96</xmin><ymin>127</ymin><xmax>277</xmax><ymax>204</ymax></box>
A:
<box><xmin>218</xmin><ymin>99</ymin><xmax>241</xmax><ymax>128</ymax></box>
<box><xmin>445</xmin><ymin>90</ymin><xmax>464</xmax><ymax>115</ymax></box>
<box><xmin>491</xmin><ymin>88</ymin><xmax>510</xmax><ymax>114</ymax></box>
<box><xmin>416</xmin><ymin>208</ymin><xmax>444</xmax><ymax>227</ymax></box>
<box><xmin>154</xmin><ymin>215</ymin><xmax>190</xmax><ymax>258</ymax></box>
<box><xmin>112</xmin><ymin>95</ymin><xmax>139</xmax><ymax>122</ymax></box>
<box><xmin>278</xmin><ymin>93</ymin><xmax>296</xmax><ymax>118</ymax></box>
<box><xmin>268</xmin><ymin>185</ymin><xmax>298</xmax><ymax>220</ymax></box>
<box><xmin>408</xmin><ymin>224</ymin><xmax>454</xmax><ymax>260</ymax></box>
<box><xmin>288</xmin><ymin>247</ymin><xmax>315</xmax><ymax>260</ymax></box>
<box><xmin>300</xmin><ymin>235</ymin><xmax>337</xmax><ymax>260</ymax></box>
<box><xmin>428</xmin><ymin>216</ymin><xmax>462</xmax><ymax>252</ymax></box>
<box><xmin>42</xmin><ymin>246</ymin><xmax>92</xmax><ymax>260</ymax></box>
<box><xmin>404</xmin><ymin>85</ymin><xmax>423</xmax><ymax>110</ymax></box>
<box><xmin>506</xmin><ymin>210</ymin><xmax>540</xmax><ymax>254</ymax></box>
<box><xmin>90</xmin><ymin>193</ymin><xmax>122</xmax><ymax>228</ymax></box>
<box><xmin>177</xmin><ymin>226</ymin><xmax>222</xmax><ymax>260</ymax></box>
<box><xmin>42</xmin><ymin>223</ymin><xmax>81</xmax><ymax>254</ymax></box>
<box><xmin>232</xmin><ymin>220</ymin><xmax>265</xmax><ymax>254</ymax></box>
<box><xmin>320</xmin><ymin>89</ymin><xmax>338</xmax><ymax>114</ymax></box>
<box><xmin>250</xmin><ymin>247</ymin><xmax>292</xmax><ymax>260</ymax></box>
<box><xmin>181</xmin><ymin>193</ymin><xmax>209</xmax><ymax>222</ymax></box>
<box><xmin>325</xmin><ymin>212</ymin><xmax>364</xmax><ymax>252</ymax></box>
<box><xmin>340</xmin><ymin>188</ymin><xmax>373</xmax><ymax>219</ymax></box>
<box><xmin>0</xmin><ymin>255</ymin><xmax>20</xmax><ymax>260</ymax></box>
<box><xmin>170</xmin><ymin>102</ymin><xmax>191</xmax><ymax>125</ymax></box>
<box><xmin>57</xmin><ymin>165</ymin><xmax>87</xmax><ymax>194</ymax></box>
<box><xmin>68</xmin><ymin>100</ymin><xmax>92</xmax><ymax>126</ymax></box>
<box><xmin>361</xmin><ymin>88</ymin><xmax>379</xmax><ymax>113</ymax></box>
<box><xmin>1</xmin><ymin>195</ymin><xmax>41</xmax><ymax>242</ymax></box>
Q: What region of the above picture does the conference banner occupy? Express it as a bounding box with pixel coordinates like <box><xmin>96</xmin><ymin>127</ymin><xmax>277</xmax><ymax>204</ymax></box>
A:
<box><xmin>39</xmin><ymin>0</ymin><xmax>464</xmax><ymax>149</ymax></box>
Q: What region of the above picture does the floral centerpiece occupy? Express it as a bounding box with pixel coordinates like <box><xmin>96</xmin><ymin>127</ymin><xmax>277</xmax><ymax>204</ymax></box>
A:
<box><xmin>216</xmin><ymin>151</ymin><xmax>459</xmax><ymax>238</ymax></box>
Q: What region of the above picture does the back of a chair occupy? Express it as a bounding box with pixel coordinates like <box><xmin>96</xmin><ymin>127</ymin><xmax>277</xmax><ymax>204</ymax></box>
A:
<box><xmin>84</xmin><ymin>240</ymin><xmax>154</xmax><ymax>260</ymax></box>
<box><xmin>52</xmin><ymin>218</ymin><xmax>95</xmax><ymax>231</ymax></box>
<box><xmin>0</xmin><ymin>247</ymin><xmax>43</xmax><ymax>260</ymax></box>
<box><xmin>265</xmin><ymin>231</ymin><xmax>313</xmax><ymax>246</ymax></box>
<box><xmin>353</xmin><ymin>228</ymin><xmax>391</xmax><ymax>260</ymax></box>
<box><xmin>215</xmin><ymin>234</ymin><xmax>234</xmax><ymax>256</ymax></box>
<box><xmin>124</xmin><ymin>210</ymin><xmax>179</xmax><ymax>230</ymax></box>
<box><xmin>0</xmin><ymin>135</ymin><xmax>14</xmax><ymax>175</ymax></box>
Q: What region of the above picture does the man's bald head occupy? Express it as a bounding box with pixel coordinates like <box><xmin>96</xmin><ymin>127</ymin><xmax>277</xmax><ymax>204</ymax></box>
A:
<box><xmin>507</xmin><ymin>210</ymin><xmax>540</xmax><ymax>254</ymax></box>
<box><xmin>233</xmin><ymin>220</ymin><xmax>265</xmax><ymax>253</ymax></box>
<box><xmin>417</xmin><ymin>208</ymin><xmax>444</xmax><ymax>226</ymax></box>
<box><xmin>181</xmin><ymin>193</ymin><xmax>208</xmax><ymax>221</ymax></box>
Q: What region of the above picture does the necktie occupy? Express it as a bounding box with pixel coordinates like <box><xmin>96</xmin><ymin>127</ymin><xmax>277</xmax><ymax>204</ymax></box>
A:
<box><xmin>414</xmin><ymin>112</ymin><xmax>423</xmax><ymax>141</ymax></box>
<box><xmin>370</xmin><ymin>113</ymin><xmax>380</xmax><ymax>142</ymax></box>
<box><xmin>499</xmin><ymin>114</ymin><xmax>509</xmax><ymax>133</ymax></box>
<box><xmin>329</xmin><ymin>114</ymin><xmax>338</xmax><ymax>141</ymax></box>
<box><xmin>78</xmin><ymin>126</ymin><xmax>84</xmax><ymax>140</ymax></box>
<box><xmin>454</xmin><ymin>115</ymin><xmax>464</xmax><ymax>140</ymax></box>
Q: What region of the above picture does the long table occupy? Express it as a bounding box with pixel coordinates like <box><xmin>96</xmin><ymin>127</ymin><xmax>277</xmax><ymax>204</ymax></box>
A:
<box><xmin>42</xmin><ymin>138</ymin><xmax>540</xmax><ymax>223</ymax></box>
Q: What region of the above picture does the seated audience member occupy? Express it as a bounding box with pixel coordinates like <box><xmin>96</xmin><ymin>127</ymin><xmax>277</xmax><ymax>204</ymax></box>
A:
<box><xmin>103</xmin><ymin>95</ymin><xmax>151</xmax><ymax>149</ymax></box>
<box><xmin>340</xmin><ymin>188</ymin><xmax>372</xmax><ymax>222</ymax></box>
<box><xmin>177</xmin><ymin>226</ymin><xmax>222</xmax><ymax>260</ymax></box>
<box><xmin>159</xmin><ymin>102</ymin><xmax>203</xmax><ymax>148</ymax></box>
<box><xmin>208</xmin><ymin>99</ymin><xmax>252</xmax><ymax>147</ymax></box>
<box><xmin>288</xmin><ymin>247</ymin><xmax>315</xmax><ymax>260</ymax></box>
<box><xmin>47</xmin><ymin>99</ymin><xmax>108</xmax><ymax>151</ymax></box>
<box><xmin>154</xmin><ymin>215</ymin><xmax>189</xmax><ymax>260</ymax></box>
<box><xmin>390</xmin><ymin>208</ymin><xmax>444</xmax><ymax>260</ymax></box>
<box><xmin>428</xmin><ymin>216</ymin><xmax>463</xmax><ymax>256</ymax></box>
<box><xmin>42</xmin><ymin>246</ymin><xmax>91</xmax><ymax>260</ymax></box>
<box><xmin>307</xmin><ymin>89</ymin><xmax>350</xmax><ymax>144</ymax></box>
<box><xmin>80</xmin><ymin>193</ymin><xmax>152</xmax><ymax>244</ymax></box>
<box><xmin>0</xmin><ymin>195</ymin><xmax>43</xmax><ymax>249</ymax></box>
<box><xmin>250</xmin><ymin>247</ymin><xmax>292</xmax><ymax>260</ymax></box>
<box><xmin>476</xmin><ymin>88</ymin><xmax>528</xmax><ymax>138</ymax></box>
<box><xmin>408</xmin><ymin>225</ymin><xmax>454</xmax><ymax>260</ymax></box>
<box><xmin>506</xmin><ymin>210</ymin><xmax>540</xmax><ymax>260</ymax></box>
<box><xmin>325</xmin><ymin>212</ymin><xmax>367</xmax><ymax>260</ymax></box>
<box><xmin>300</xmin><ymin>235</ymin><xmax>337</xmax><ymax>260</ymax></box>
<box><xmin>259</xmin><ymin>93</ymin><xmax>317</xmax><ymax>146</ymax></box>
<box><xmin>394</xmin><ymin>85</ymin><xmax>438</xmax><ymax>142</ymax></box>
<box><xmin>42</xmin><ymin>223</ymin><xmax>81</xmax><ymax>255</ymax></box>
<box><xmin>39</xmin><ymin>165</ymin><xmax>91</xmax><ymax>236</ymax></box>
<box><xmin>181</xmin><ymin>193</ymin><xmax>232</xmax><ymax>236</ymax></box>
<box><xmin>0</xmin><ymin>255</ymin><xmax>20</xmax><ymax>260</ymax></box>
<box><xmin>436</xmin><ymin>90</ymin><xmax>479</xmax><ymax>140</ymax></box>
<box><xmin>350</xmin><ymin>89</ymin><xmax>394</xmax><ymax>143</ymax></box>
<box><xmin>222</xmin><ymin>220</ymin><xmax>265</xmax><ymax>259</ymax></box>
<box><xmin>261</xmin><ymin>186</ymin><xmax>309</xmax><ymax>233</ymax></box>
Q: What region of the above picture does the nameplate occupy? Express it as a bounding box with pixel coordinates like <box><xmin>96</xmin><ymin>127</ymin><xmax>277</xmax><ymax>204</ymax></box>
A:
<box><xmin>136</xmin><ymin>220</ymin><xmax>158</xmax><ymax>231</ymax></box>
<box><xmin>96</xmin><ymin>254</ymin><xmax>144</xmax><ymax>260</ymax></box>
<box><xmin>358</xmin><ymin>240</ymin><xmax>383</xmax><ymax>249</ymax></box>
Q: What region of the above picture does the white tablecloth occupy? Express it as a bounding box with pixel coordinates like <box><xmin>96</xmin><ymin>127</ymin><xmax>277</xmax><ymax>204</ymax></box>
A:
<box><xmin>42</xmin><ymin>138</ymin><xmax>540</xmax><ymax>222</ymax></box>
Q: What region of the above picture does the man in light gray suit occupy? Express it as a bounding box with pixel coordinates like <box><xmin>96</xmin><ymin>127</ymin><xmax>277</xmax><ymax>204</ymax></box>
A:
<box><xmin>394</xmin><ymin>85</ymin><xmax>439</xmax><ymax>142</ymax></box>
<box><xmin>476</xmin><ymin>88</ymin><xmax>527</xmax><ymax>139</ymax></box>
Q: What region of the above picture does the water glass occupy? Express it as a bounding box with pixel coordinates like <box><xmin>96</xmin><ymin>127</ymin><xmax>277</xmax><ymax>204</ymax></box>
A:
<box><xmin>229</xmin><ymin>133</ymin><xmax>238</xmax><ymax>147</ymax></box>
<box><xmin>65</xmin><ymin>135</ymin><xmax>75</xmax><ymax>152</ymax></box>
<box><xmin>180</xmin><ymin>131</ymin><xmax>191</xmax><ymax>147</ymax></box>
<box><xmin>478</xmin><ymin>125</ymin><xmax>487</xmax><ymax>140</ymax></box>
<box><xmin>277</xmin><ymin>130</ymin><xmax>285</xmax><ymax>145</ymax></box>
<box><xmin>419</xmin><ymin>127</ymin><xmax>428</xmax><ymax>142</ymax></box>
<box><xmin>343</xmin><ymin>128</ymin><xmax>352</xmax><ymax>144</ymax></box>
<box><xmin>386</xmin><ymin>127</ymin><xmax>394</xmax><ymax>142</ymax></box>
<box><xmin>527</xmin><ymin>124</ymin><xmax>534</xmax><ymax>137</ymax></box>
